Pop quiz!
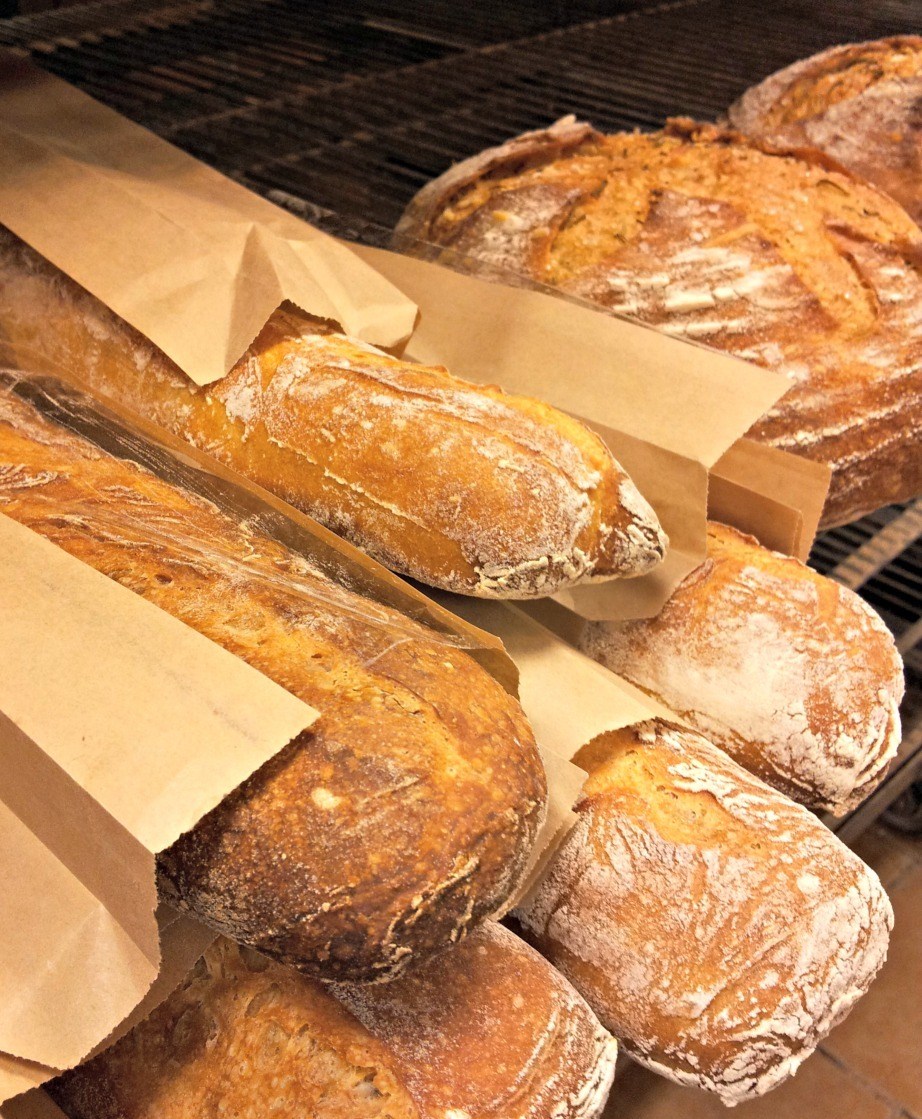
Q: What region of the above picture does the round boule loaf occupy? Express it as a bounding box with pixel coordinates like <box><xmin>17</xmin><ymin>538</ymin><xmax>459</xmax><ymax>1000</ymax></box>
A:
<box><xmin>399</xmin><ymin>118</ymin><xmax>922</xmax><ymax>527</ymax></box>
<box><xmin>516</xmin><ymin>719</ymin><xmax>893</xmax><ymax>1105</ymax></box>
<box><xmin>580</xmin><ymin>522</ymin><xmax>904</xmax><ymax>814</ymax></box>
<box><xmin>0</xmin><ymin>383</ymin><xmax>546</xmax><ymax>982</ymax></box>
<box><xmin>728</xmin><ymin>36</ymin><xmax>922</xmax><ymax>224</ymax></box>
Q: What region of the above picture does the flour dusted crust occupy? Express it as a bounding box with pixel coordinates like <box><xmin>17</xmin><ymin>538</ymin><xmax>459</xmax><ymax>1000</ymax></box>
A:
<box><xmin>516</xmin><ymin>719</ymin><xmax>893</xmax><ymax>1106</ymax></box>
<box><xmin>48</xmin><ymin>926</ymin><xmax>618</xmax><ymax>1119</ymax></box>
<box><xmin>728</xmin><ymin>37</ymin><xmax>922</xmax><ymax>224</ymax></box>
<box><xmin>581</xmin><ymin>522</ymin><xmax>904</xmax><ymax>814</ymax></box>
<box><xmin>0</xmin><ymin>226</ymin><xmax>666</xmax><ymax>597</ymax></box>
<box><xmin>0</xmin><ymin>385</ymin><xmax>546</xmax><ymax>982</ymax></box>
<box><xmin>400</xmin><ymin>119</ymin><xmax>922</xmax><ymax>527</ymax></box>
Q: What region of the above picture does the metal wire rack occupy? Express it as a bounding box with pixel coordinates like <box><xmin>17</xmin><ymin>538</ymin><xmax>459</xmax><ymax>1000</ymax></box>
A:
<box><xmin>2</xmin><ymin>0</ymin><xmax>919</xmax><ymax>833</ymax></box>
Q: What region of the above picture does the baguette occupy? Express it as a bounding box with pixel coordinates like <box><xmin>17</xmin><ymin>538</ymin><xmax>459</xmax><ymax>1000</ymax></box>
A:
<box><xmin>0</xmin><ymin>380</ymin><xmax>546</xmax><ymax>981</ymax></box>
<box><xmin>728</xmin><ymin>36</ymin><xmax>922</xmax><ymax>224</ymax></box>
<box><xmin>0</xmin><ymin>225</ymin><xmax>666</xmax><ymax>597</ymax></box>
<box><xmin>48</xmin><ymin>925</ymin><xmax>618</xmax><ymax>1119</ymax></box>
<box><xmin>515</xmin><ymin>719</ymin><xmax>893</xmax><ymax>1105</ymax></box>
<box><xmin>399</xmin><ymin>118</ymin><xmax>922</xmax><ymax>527</ymax></box>
<box><xmin>581</xmin><ymin>522</ymin><xmax>904</xmax><ymax>814</ymax></box>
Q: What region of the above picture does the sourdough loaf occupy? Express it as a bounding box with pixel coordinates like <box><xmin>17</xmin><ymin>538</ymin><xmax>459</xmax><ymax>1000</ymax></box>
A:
<box><xmin>728</xmin><ymin>36</ymin><xmax>922</xmax><ymax>224</ymax></box>
<box><xmin>0</xmin><ymin>225</ymin><xmax>666</xmax><ymax>598</ymax></box>
<box><xmin>0</xmin><ymin>381</ymin><xmax>546</xmax><ymax>981</ymax></box>
<box><xmin>516</xmin><ymin>719</ymin><xmax>893</xmax><ymax>1105</ymax></box>
<box><xmin>48</xmin><ymin>925</ymin><xmax>618</xmax><ymax>1119</ymax></box>
<box><xmin>581</xmin><ymin>522</ymin><xmax>904</xmax><ymax>814</ymax></box>
<box><xmin>399</xmin><ymin>118</ymin><xmax>922</xmax><ymax>527</ymax></box>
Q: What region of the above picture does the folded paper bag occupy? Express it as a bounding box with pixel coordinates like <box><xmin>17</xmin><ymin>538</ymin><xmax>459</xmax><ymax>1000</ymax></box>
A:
<box><xmin>0</xmin><ymin>511</ymin><xmax>317</xmax><ymax>1075</ymax></box>
<box><xmin>0</xmin><ymin>53</ymin><xmax>417</xmax><ymax>387</ymax></box>
<box><xmin>432</xmin><ymin>596</ymin><xmax>681</xmax><ymax>907</ymax></box>
<box><xmin>0</xmin><ymin>905</ymin><xmax>216</xmax><ymax>1111</ymax></box>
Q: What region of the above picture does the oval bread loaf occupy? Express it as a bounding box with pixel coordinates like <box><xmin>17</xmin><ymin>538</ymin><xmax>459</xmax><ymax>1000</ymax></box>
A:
<box><xmin>399</xmin><ymin>118</ymin><xmax>922</xmax><ymax>527</ymax></box>
<box><xmin>0</xmin><ymin>385</ymin><xmax>546</xmax><ymax>982</ymax></box>
<box><xmin>0</xmin><ymin>225</ymin><xmax>666</xmax><ymax>598</ymax></box>
<box><xmin>48</xmin><ymin>925</ymin><xmax>618</xmax><ymax>1119</ymax></box>
<box><xmin>515</xmin><ymin>719</ymin><xmax>893</xmax><ymax>1105</ymax></box>
<box><xmin>728</xmin><ymin>36</ymin><xmax>922</xmax><ymax>224</ymax></box>
<box><xmin>581</xmin><ymin>522</ymin><xmax>904</xmax><ymax>814</ymax></box>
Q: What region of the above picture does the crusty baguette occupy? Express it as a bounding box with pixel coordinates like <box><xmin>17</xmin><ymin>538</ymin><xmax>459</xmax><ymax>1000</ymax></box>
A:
<box><xmin>581</xmin><ymin>522</ymin><xmax>903</xmax><ymax>814</ymax></box>
<box><xmin>728</xmin><ymin>36</ymin><xmax>922</xmax><ymax>224</ymax></box>
<box><xmin>48</xmin><ymin>925</ymin><xmax>618</xmax><ymax>1119</ymax></box>
<box><xmin>0</xmin><ymin>381</ymin><xmax>547</xmax><ymax>981</ymax></box>
<box><xmin>398</xmin><ymin>118</ymin><xmax>922</xmax><ymax>528</ymax></box>
<box><xmin>515</xmin><ymin>719</ymin><xmax>892</xmax><ymax>1105</ymax></box>
<box><xmin>0</xmin><ymin>225</ymin><xmax>666</xmax><ymax>597</ymax></box>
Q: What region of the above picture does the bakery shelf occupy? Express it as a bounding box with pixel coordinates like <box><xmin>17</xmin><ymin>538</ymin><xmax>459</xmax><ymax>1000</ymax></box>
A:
<box><xmin>2</xmin><ymin>0</ymin><xmax>920</xmax><ymax>840</ymax></box>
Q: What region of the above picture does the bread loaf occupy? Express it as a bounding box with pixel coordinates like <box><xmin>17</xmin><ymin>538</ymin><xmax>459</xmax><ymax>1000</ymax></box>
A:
<box><xmin>581</xmin><ymin>522</ymin><xmax>903</xmax><ymax>814</ymax></box>
<box><xmin>515</xmin><ymin>719</ymin><xmax>893</xmax><ymax>1105</ymax></box>
<box><xmin>0</xmin><ymin>380</ymin><xmax>546</xmax><ymax>981</ymax></box>
<box><xmin>0</xmin><ymin>226</ymin><xmax>666</xmax><ymax>598</ymax></box>
<box><xmin>399</xmin><ymin>118</ymin><xmax>922</xmax><ymax>527</ymax></box>
<box><xmin>728</xmin><ymin>36</ymin><xmax>922</xmax><ymax>224</ymax></box>
<box><xmin>48</xmin><ymin>925</ymin><xmax>618</xmax><ymax>1119</ymax></box>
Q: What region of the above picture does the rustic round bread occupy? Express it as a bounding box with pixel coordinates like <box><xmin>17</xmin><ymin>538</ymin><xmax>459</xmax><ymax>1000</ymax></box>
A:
<box><xmin>0</xmin><ymin>384</ymin><xmax>546</xmax><ymax>982</ymax></box>
<box><xmin>48</xmin><ymin>925</ymin><xmax>618</xmax><ymax>1119</ymax></box>
<box><xmin>399</xmin><ymin>118</ymin><xmax>922</xmax><ymax>527</ymax></box>
<box><xmin>516</xmin><ymin>719</ymin><xmax>893</xmax><ymax>1105</ymax></box>
<box><xmin>580</xmin><ymin>522</ymin><xmax>904</xmax><ymax>814</ymax></box>
<box><xmin>728</xmin><ymin>36</ymin><xmax>922</xmax><ymax>224</ymax></box>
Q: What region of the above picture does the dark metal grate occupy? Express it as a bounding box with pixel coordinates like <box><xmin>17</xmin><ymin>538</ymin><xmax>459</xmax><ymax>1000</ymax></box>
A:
<box><xmin>2</xmin><ymin>0</ymin><xmax>921</xmax><ymax>824</ymax></box>
<box><xmin>811</xmin><ymin>504</ymin><xmax>922</xmax><ymax>636</ymax></box>
<box><xmin>188</xmin><ymin>0</ymin><xmax>922</xmax><ymax>226</ymax></box>
<box><xmin>5</xmin><ymin>0</ymin><xmax>920</xmax><ymax>223</ymax></box>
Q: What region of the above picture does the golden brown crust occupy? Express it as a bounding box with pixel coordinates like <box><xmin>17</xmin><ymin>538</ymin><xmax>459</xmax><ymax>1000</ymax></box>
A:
<box><xmin>581</xmin><ymin>521</ymin><xmax>904</xmax><ymax>814</ymax></box>
<box><xmin>516</xmin><ymin>719</ymin><xmax>893</xmax><ymax>1105</ymax></box>
<box><xmin>48</xmin><ymin>926</ymin><xmax>618</xmax><ymax>1119</ymax></box>
<box><xmin>50</xmin><ymin>940</ymin><xmax>419</xmax><ymax>1119</ymax></box>
<box><xmin>0</xmin><ymin>387</ymin><xmax>546</xmax><ymax>981</ymax></box>
<box><xmin>331</xmin><ymin>922</ymin><xmax>618</xmax><ymax>1118</ymax></box>
<box><xmin>0</xmin><ymin>225</ymin><xmax>666</xmax><ymax>597</ymax></box>
<box><xmin>401</xmin><ymin>119</ymin><xmax>922</xmax><ymax>527</ymax></box>
<box><xmin>728</xmin><ymin>37</ymin><xmax>922</xmax><ymax>224</ymax></box>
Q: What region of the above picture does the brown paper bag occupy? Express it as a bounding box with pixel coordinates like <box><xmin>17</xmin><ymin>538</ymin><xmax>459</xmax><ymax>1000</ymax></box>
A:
<box><xmin>0</xmin><ymin>61</ymin><xmax>827</xmax><ymax>623</ymax></box>
<box><xmin>0</xmin><ymin>908</ymin><xmax>216</xmax><ymax>1111</ymax></box>
<box><xmin>433</xmin><ymin>594</ymin><xmax>682</xmax><ymax>904</ymax></box>
<box><xmin>711</xmin><ymin>439</ymin><xmax>830</xmax><ymax>561</ymax></box>
<box><xmin>0</xmin><ymin>367</ymin><xmax>556</xmax><ymax>1103</ymax></box>
<box><xmin>0</xmin><ymin>54</ymin><xmax>416</xmax><ymax>387</ymax></box>
<box><xmin>0</xmin><ymin>543</ymin><xmax>307</xmax><ymax>1093</ymax></box>
<box><xmin>0</xmin><ymin>508</ymin><xmax>316</xmax><ymax>1077</ymax></box>
<box><xmin>351</xmin><ymin>243</ymin><xmax>827</xmax><ymax>613</ymax></box>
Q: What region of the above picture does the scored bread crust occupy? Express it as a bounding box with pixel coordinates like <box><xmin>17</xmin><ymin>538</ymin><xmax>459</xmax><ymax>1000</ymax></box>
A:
<box><xmin>0</xmin><ymin>386</ymin><xmax>546</xmax><ymax>982</ymax></box>
<box><xmin>727</xmin><ymin>36</ymin><xmax>922</xmax><ymax>224</ymax></box>
<box><xmin>48</xmin><ymin>925</ymin><xmax>618</xmax><ymax>1119</ymax></box>
<box><xmin>516</xmin><ymin>719</ymin><xmax>893</xmax><ymax>1106</ymax></box>
<box><xmin>398</xmin><ymin>118</ymin><xmax>922</xmax><ymax>528</ymax></box>
<box><xmin>580</xmin><ymin>522</ymin><xmax>904</xmax><ymax>815</ymax></box>
<box><xmin>0</xmin><ymin>225</ymin><xmax>666</xmax><ymax>598</ymax></box>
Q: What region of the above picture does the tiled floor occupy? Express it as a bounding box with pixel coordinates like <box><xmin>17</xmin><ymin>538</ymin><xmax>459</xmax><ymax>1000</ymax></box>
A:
<box><xmin>604</xmin><ymin>824</ymin><xmax>922</xmax><ymax>1119</ymax></box>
